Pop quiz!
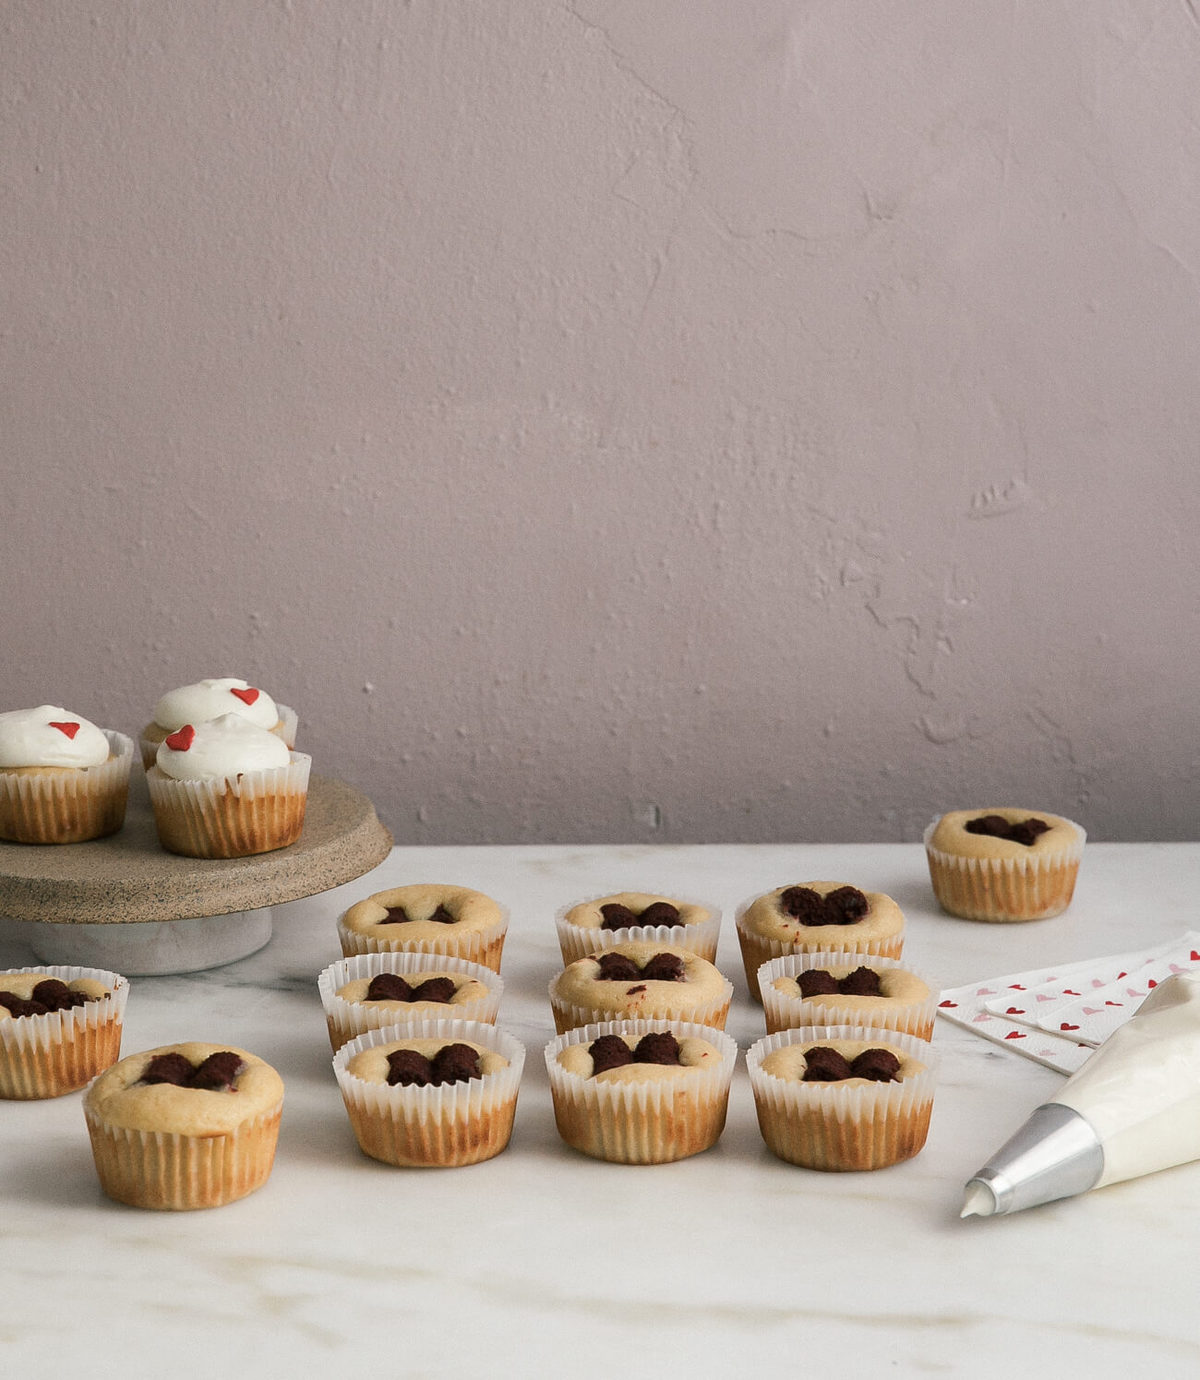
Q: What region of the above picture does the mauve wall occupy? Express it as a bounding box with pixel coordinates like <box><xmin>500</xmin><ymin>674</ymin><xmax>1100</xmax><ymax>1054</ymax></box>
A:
<box><xmin>3</xmin><ymin>1</ymin><xmax>1198</xmax><ymax>844</ymax></box>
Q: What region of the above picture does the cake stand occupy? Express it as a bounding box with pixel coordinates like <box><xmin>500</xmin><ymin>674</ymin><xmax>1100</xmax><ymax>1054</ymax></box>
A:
<box><xmin>0</xmin><ymin>774</ymin><xmax>392</xmax><ymax>974</ymax></box>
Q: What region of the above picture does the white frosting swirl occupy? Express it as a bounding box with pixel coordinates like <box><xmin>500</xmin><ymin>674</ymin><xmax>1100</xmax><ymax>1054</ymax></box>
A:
<box><xmin>152</xmin><ymin>678</ymin><xmax>279</xmax><ymax>731</ymax></box>
<box><xmin>0</xmin><ymin>706</ymin><xmax>111</xmax><ymax>768</ymax></box>
<box><xmin>155</xmin><ymin>713</ymin><xmax>292</xmax><ymax>781</ymax></box>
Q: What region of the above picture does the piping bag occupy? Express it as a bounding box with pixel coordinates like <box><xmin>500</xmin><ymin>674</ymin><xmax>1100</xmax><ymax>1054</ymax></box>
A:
<box><xmin>962</xmin><ymin>972</ymin><xmax>1200</xmax><ymax>1217</ymax></box>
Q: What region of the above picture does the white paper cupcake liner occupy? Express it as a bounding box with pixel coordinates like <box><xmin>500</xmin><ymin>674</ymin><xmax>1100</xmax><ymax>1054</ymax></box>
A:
<box><xmin>735</xmin><ymin>899</ymin><xmax>905</xmax><ymax>1003</ymax></box>
<box><xmin>336</xmin><ymin>909</ymin><xmax>509</xmax><ymax>973</ymax></box>
<box><xmin>333</xmin><ymin>1018</ymin><xmax>525</xmax><ymax>1167</ymax></box>
<box><xmin>746</xmin><ymin>1024</ymin><xmax>938</xmax><ymax>1171</ymax></box>
<box><xmin>544</xmin><ymin>1018</ymin><xmax>738</xmax><ymax>1164</ymax></box>
<box><xmin>147</xmin><ymin>753</ymin><xmax>310</xmax><ymax>857</ymax></box>
<box><xmin>0</xmin><ymin>964</ymin><xmax>129</xmax><ymax>1098</ymax></box>
<box><xmin>84</xmin><ymin>1102</ymin><xmax>282</xmax><ymax>1210</ymax></box>
<box><xmin>318</xmin><ymin>952</ymin><xmax>504</xmax><ymax>1050</ymax></box>
<box><xmin>923</xmin><ymin>818</ymin><xmax>1086</xmax><ymax>922</ymax></box>
<box><xmin>758</xmin><ymin>951</ymin><xmax>937</xmax><ymax>1040</ymax></box>
<box><xmin>0</xmin><ymin>730</ymin><xmax>134</xmax><ymax>844</ymax></box>
<box><xmin>548</xmin><ymin>973</ymin><xmax>734</xmax><ymax>1036</ymax></box>
<box><xmin>554</xmin><ymin>893</ymin><xmax>722</xmax><ymax>965</ymax></box>
<box><xmin>276</xmin><ymin>704</ymin><xmax>299</xmax><ymax>749</ymax></box>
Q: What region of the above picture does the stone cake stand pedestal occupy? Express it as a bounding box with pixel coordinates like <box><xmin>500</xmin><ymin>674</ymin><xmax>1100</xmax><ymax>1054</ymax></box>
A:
<box><xmin>0</xmin><ymin>774</ymin><xmax>392</xmax><ymax>974</ymax></box>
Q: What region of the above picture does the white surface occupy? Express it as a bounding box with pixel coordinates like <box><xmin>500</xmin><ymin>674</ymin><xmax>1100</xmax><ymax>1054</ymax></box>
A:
<box><xmin>2</xmin><ymin>842</ymin><xmax>1200</xmax><ymax>1378</ymax></box>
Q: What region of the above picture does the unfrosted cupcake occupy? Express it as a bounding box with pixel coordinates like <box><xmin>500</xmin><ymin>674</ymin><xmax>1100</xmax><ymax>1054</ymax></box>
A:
<box><xmin>747</xmin><ymin>1025</ymin><xmax>937</xmax><ymax>1171</ymax></box>
<box><xmin>140</xmin><ymin>677</ymin><xmax>298</xmax><ymax>768</ymax></box>
<box><xmin>758</xmin><ymin>952</ymin><xmax>936</xmax><ymax>1040</ymax></box>
<box><xmin>924</xmin><ymin>809</ymin><xmax>1085</xmax><ymax>922</ymax></box>
<box><xmin>146</xmin><ymin>715</ymin><xmax>310</xmax><ymax>858</ymax></box>
<box><xmin>0</xmin><ymin>706</ymin><xmax>133</xmax><ymax>844</ymax></box>
<box><xmin>337</xmin><ymin>884</ymin><xmax>508</xmax><ymax>973</ymax></box>
<box><xmin>83</xmin><ymin>1042</ymin><xmax>284</xmax><ymax>1209</ymax></box>
<box><xmin>545</xmin><ymin>1019</ymin><xmax>737</xmax><ymax>1164</ymax></box>
<box><xmin>555</xmin><ymin>892</ymin><xmax>721</xmax><ymax>964</ymax></box>
<box><xmin>736</xmin><ymin>882</ymin><xmax>905</xmax><ymax>1002</ymax></box>
<box><xmin>0</xmin><ymin>965</ymin><xmax>129</xmax><ymax>1098</ymax></box>
<box><xmin>334</xmin><ymin>1019</ymin><xmax>524</xmax><ymax>1167</ymax></box>
<box><xmin>549</xmin><ymin>940</ymin><xmax>734</xmax><ymax>1035</ymax></box>
<box><xmin>318</xmin><ymin>952</ymin><xmax>504</xmax><ymax>1051</ymax></box>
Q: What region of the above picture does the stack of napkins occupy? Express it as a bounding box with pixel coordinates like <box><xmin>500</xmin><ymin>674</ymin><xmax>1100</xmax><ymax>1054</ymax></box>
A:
<box><xmin>937</xmin><ymin>932</ymin><xmax>1200</xmax><ymax>1074</ymax></box>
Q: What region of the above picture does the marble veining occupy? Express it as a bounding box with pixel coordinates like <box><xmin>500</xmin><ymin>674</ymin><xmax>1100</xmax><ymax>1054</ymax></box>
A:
<box><xmin>2</xmin><ymin>843</ymin><xmax>1200</xmax><ymax>1378</ymax></box>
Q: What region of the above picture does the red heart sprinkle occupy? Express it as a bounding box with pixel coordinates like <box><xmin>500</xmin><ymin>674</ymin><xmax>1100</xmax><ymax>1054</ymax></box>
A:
<box><xmin>231</xmin><ymin>687</ymin><xmax>260</xmax><ymax>706</ymax></box>
<box><xmin>49</xmin><ymin>721</ymin><xmax>80</xmax><ymax>739</ymax></box>
<box><xmin>1004</xmin><ymin>1031</ymin><xmax>1026</xmax><ymax>1040</ymax></box>
<box><xmin>165</xmin><ymin>725</ymin><xmax>196</xmax><ymax>751</ymax></box>
<box><xmin>1060</xmin><ymin>1023</ymin><xmax>1080</xmax><ymax>1031</ymax></box>
<box><xmin>938</xmin><ymin>1000</ymin><xmax>957</xmax><ymax>1008</ymax></box>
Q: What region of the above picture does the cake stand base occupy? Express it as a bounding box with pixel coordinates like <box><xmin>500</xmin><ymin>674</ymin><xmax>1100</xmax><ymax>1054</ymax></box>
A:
<box><xmin>18</xmin><ymin>907</ymin><xmax>274</xmax><ymax>976</ymax></box>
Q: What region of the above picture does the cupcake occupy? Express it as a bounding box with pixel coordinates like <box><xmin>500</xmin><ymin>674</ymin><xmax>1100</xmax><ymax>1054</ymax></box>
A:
<box><xmin>337</xmin><ymin>884</ymin><xmax>508</xmax><ymax>973</ymax></box>
<box><xmin>924</xmin><ymin>809</ymin><xmax>1086</xmax><ymax>922</ymax></box>
<box><xmin>0</xmin><ymin>706</ymin><xmax>133</xmax><ymax>844</ymax></box>
<box><xmin>0</xmin><ymin>965</ymin><xmax>129</xmax><ymax>1098</ymax></box>
<box><xmin>736</xmin><ymin>882</ymin><xmax>905</xmax><ymax>1002</ymax></box>
<box><xmin>747</xmin><ymin>1025</ymin><xmax>937</xmax><ymax>1171</ymax></box>
<box><xmin>140</xmin><ymin>677</ymin><xmax>298</xmax><ymax>768</ymax></box>
<box><xmin>146</xmin><ymin>714</ymin><xmax>310</xmax><ymax>858</ymax></box>
<box><xmin>83</xmin><ymin>1042</ymin><xmax>284</xmax><ymax>1209</ymax></box>
<box><xmin>545</xmin><ymin>1019</ymin><xmax>737</xmax><ymax>1164</ymax></box>
<box><xmin>548</xmin><ymin>940</ymin><xmax>734</xmax><ymax>1035</ymax></box>
<box><xmin>318</xmin><ymin>952</ymin><xmax>504</xmax><ymax>1051</ymax></box>
<box><xmin>758</xmin><ymin>952</ymin><xmax>936</xmax><ymax>1040</ymax></box>
<box><xmin>555</xmin><ymin>891</ymin><xmax>721</xmax><ymax>964</ymax></box>
<box><xmin>333</xmin><ymin>1019</ymin><xmax>524</xmax><ymax>1168</ymax></box>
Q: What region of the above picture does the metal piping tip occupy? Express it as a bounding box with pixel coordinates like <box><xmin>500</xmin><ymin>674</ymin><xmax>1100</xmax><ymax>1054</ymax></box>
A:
<box><xmin>961</xmin><ymin>1103</ymin><xmax>1104</xmax><ymax>1217</ymax></box>
<box><xmin>960</xmin><ymin>1179</ymin><xmax>998</xmax><ymax>1218</ymax></box>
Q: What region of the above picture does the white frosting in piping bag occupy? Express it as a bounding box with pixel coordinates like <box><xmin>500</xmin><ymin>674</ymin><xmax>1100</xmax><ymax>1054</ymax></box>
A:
<box><xmin>1051</xmin><ymin>972</ymin><xmax>1200</xmax><ymax>1187</ymax></box>
<box><xmin>0</xmin><ymin>706</ymin><xmax>111</xmax><ymax>768</ymax></box>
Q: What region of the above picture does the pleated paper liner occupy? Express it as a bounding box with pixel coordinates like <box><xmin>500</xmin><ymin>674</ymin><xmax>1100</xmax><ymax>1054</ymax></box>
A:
<box><xmin>757</xmin><ymin>951</ymin><xmax>937</xmax><ymax>1039</ymax></box>
<box><xmin>318</xmin><ymin>952</ymin><xmax>504</xmax><ymax>1051</ymax></box>
<box><xmin>334</xmin><ymin>1018</ymin><xmax>525</xmax><ymax>1168</ymax></box>
<box><xmin>545</xmin><ymin>1018</ymin><xmax>737</xmax><ymax>1164</ymax></box>
<box><xmin>0</xmin><ymin>730</ymin><xmax>133</xmax><ymax>844</ymax></box>
<box><xmin>0</xmin><ymin>965</ymin><xmax>129</xmax><ymax>1099</ymax></box>
<box><xmin>923</xmin><ymin>817</ymin><xmax>1085</xmax><ymax>922</ymax></box>
<box><xmin>746</xmin><ymin>1024</ymin><xmax>938</xmax><ymax>1172</ymax></box>
<box><xmin>146</xmin><ymin>752</ymin><xmax>310</xmax><ymax>858</ymax></box>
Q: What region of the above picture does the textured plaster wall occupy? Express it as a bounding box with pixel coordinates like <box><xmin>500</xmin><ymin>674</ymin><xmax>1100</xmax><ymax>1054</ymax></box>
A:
<box><xmin>3</xmin><ymin>1</ymin><xmax>1198</xmax><ymax>844</ymax></box>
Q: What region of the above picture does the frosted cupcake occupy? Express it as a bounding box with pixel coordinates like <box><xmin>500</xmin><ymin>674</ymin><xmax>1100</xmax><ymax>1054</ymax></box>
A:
<box><xmin>549</xmin><ymin>940</ymin><xmax>734</xmax><ymax>1035</ymax></box>
<box><xmin>140</xmin><ymin>677</ymin><xmax>298</xmax><ymax>768</ymax></box>
<box><xmin>0</xmin><ymin>706</ymin><xmax>133</xmax><ymax>844</ymax></box>
<box><xmin>545</xmin><ymin>1019</ymin><xmax>737</xmax><ymax>1164</ymax></box>
<box><xmin>337</xmin><ymin>884</ymin><xmax>508</xmax><ymax>973</ymax></box>
<box><xmin>736</xmin><ymin>882</ymin><xmax>905</xmax><ymax>1002</ymax></box>
<box><xmin>83</xmin><ymin>1042</ymin><xmax>284</xmax><ymax>1210</ymax></box>
<box><xmin>758</xmin><ymin>952</ymin><xmax>936</xmax><ymax>1040</ymax></box>
<box><xmin>146</xmin><ymin>714</ymin><xmax>310</xmax><ymax>858</ymax></box>
<box><xmin>0</xmin><ymin>965</ymin><xmax>129</xmax><ymax>1098</ymax></box>
<box><xmin>334</xmin><ymin>1019</ymin><xmax>524</xmax><ymax>1167</ymax></box>
<box><xmin>924</xmin><ymin>809</ymin><xmax>1086</xmax><ymax>922</ymax></box>
<box><xmin>318</xmin><ymin>952</ymin><xmax>504</xmax><ymax>1051</ymax></box>
<box><xmin>747</xmin><ymin>1025</ymin><xmax>937</xmax><ymax>1171</ymax></box>
<box><xmin>555</xmin><ymin>892</ymin><xmax>721</xmax><ymax>965</ymax></box>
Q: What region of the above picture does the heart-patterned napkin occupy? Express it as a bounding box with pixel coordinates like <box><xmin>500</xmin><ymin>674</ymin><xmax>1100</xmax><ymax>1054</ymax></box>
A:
<box><xmin>937</xmin><ymin>933</ymin><xmax>1200</xmax><ymax>1073</ymax></box>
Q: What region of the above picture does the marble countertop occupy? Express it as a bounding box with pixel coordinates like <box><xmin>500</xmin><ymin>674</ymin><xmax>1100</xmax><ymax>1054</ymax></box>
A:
<box><xmin>3</xmin><ymin>841</ymin><xmax>1200</xmax><ymax>1379</ymax></box>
